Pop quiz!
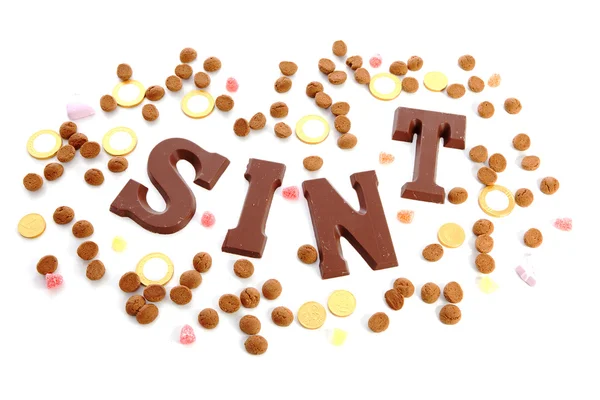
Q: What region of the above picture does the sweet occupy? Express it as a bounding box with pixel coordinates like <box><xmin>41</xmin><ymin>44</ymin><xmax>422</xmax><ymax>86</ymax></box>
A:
<box><xmin>86</xmin><ymin>260</ymin><xmax>105</xmax><ymax>281</ymax></box>
<box><xmin>198</xmin><ymin>308</ymin><xmax>219</xmax><ymax>329</ymax></box>
<box><xmin>37</xmin><ymin>255</ymin><xmax>58</xmax><ymax>275</ymax></box>
<box><xmin>136</xmin><ymin>304</ymin><xmax>159</xmax><ymax>324</ymax></box>
<box><xmin>421</xmin><ymin>283</ymin><xmax>440</xmax><ymax>303</ymax></box>
<box><xmin>389</xmin><ymin>61</ymin><xmax>408</xmax><ymax>76</ymax></box>
<box><xmin>318</xmin><ymin>58</ymin><xmax>335</xmax><ymax>74</ymax></box>
<box><xmin>234</xmin><ymin>259</ymin><xmax>254</xmax><ymax>278</ymax></box>
<box><xmin>84</xmin><ymin>169</ymin><xmax>104</xmax><ymax>186</ymax></box>
<box><xmin>524</xmin><ymin>228</ymin><xmax>543</xmax><ymax>248</ymax></box>
<box><xmin>244</xmin><ymin>335</ymin><xmax>268</xmax><ymax>355</ymax></box>
<box><xmin>219</xmin><ymin>294</ymin><xmax>241</xmax><ymax>313</ymax></box>
<box><xmin>468</xmin><ymin>76</ymin><xmax>485</xmax><ymax>92</ymax></box>
<box><xmin>489</xmin><ymin>153</ymin><xmax>507</xmax><ymax>172</ymax></box>
<box><xmin>458</xmin><ymin>55</ymin><xmax>475</xmax><ymax>71</ymax></box>
<box><xmin>76</xmin><ymin>241</ymin><xmax>98</xmax><ymax>261</ymax></box>
<box><xmin>119</xmin><ymin>272</ymin><xmax>141</xmax><ymax>293</ymax></box>
<box><xmin>175</xmin><ymin>64</ymin><xmax>193</xmax><ymax>79</ymax></box>
<box><xmin>540</xmin><ymin>177</ymin><xmax>559</xmax><ymax>194</ymax></box>
<box><xmin>180</xmin><ymin>270</ymin><xmax>202</xmax><ymax>289</ymax></box>
<box><xmin>180</xmin><ymin>325</ymin><xmax>196</xmax><ymax>345</ymax></box>
<box><xmin>234</xmin><ymin>118</ymin><xmax>250</xmax><ymax>136</ymax></box>
<box><xmin>396</xmin><ymin>210</ymin><xmax>414</xmax><ymax>224</ymax></box>
<box><xmin>53</xmin><ymin>206</ymin><xmax>74</xmax><ymax>225</ymax></box>
<box><xmin>117</xmin><ymin>63</ymin><xmax>132</xmax><ymax>80</ymax></box>
<box><xmin>515</xmin><ymin>188</ymin><xmax>534</xmax><ymax>207</ymax></box>
<box><xmin>488</xmin><ymin>73</ymin><xmax>501</xmax><ymax>87</ymax></box>
<box><xmin>275</xmin><ymin>76</ymin><xmax>292</xmax><ymax>93</ymax></box>
<box><xmin>269</xmin><ymin>101</ymin><xmax>288</xmax><ymax>118</ymax></box>
<box><xmin>225</xmin><ymin>77</ymin><xmax>239</xmax><ymax>92</ymax></box>
<box><xmin>392</xmin><ymin>107</ymin><xmax>466</xmax><ymax>203</ymax></box>
<box><xmin>477</xmin><ymin>167</ymin><xmax>497</xmax><ymax>185</ymax></box>
<box><xmin>262</xmin><ymin>279</ymin><xmax>282</xmax><ymax>300</ymax></box>
<box><xmin>443</xmin><ymin>282</ymin><xmax>463</xmax><ymax>304</ymax></box>
<box><xmin>331</xmin><ymin>101</ymin><xmax>350</xmax><ymax>116</ymax></box>
<box><xmin>100</xmin><ymin>95</ymin><xmax>117</xmax><ymax>112</ymax></box>
<box><xmin>143</xmin><ymin>285</ymin><xmax>166</xmax><ymax>302</ymax></box>
<box><xmin>193</xmin><ymin>252</ymin><xmax>212</xmax><ymax>273</ymax></box>
<box><xmin>368</xmin><ymin>312</ymin><xmax>389</xmax><ymax>332</ymax></box>
<box><xmin>469</xmin><ymin>145</ymin><xmax>488</xmax><ymax>163</ymax></box>
<box><xmin>142</xmin><ymin>104</ymin><xmax>159</xmax><ymax>121</ymax></box>
<box><xmin>249</xmin><ymin>112</ymin><xmax>267</xmax><ymax>130</ymax></box>
<box><xmin>521</xmin><ymin>156</ymin><xmax>540</xmax><ymax>171</ymax></box>
<box><xmin>46</xmin><ymin>273</ymin><xmax>64</xmax><ymax>289</ymax></box>
<box><xmin>180</xmin><ymin>47</ymin><xmax>197</xmax><ymax>63</ymax></box>
<box><xmin>422</xmin><ymin>244</ymin><xmax>443</xmax><ymax>262</ymax></box>
<box><xmin>68</xmin><ymin>133</ymin><xmax>88</xmax><ymax>149</ymax></box>
<box><xmin>448</xmin><ymin>187</ymin><xmax>468</xmax><ymax>204</ymax></box>
<box><xmin>203</xmin><ymin>56</ymin><xmax>221</xmax><ymax>72</ymax></box>
<box><xmin>239</xmin><ymin>315</ymin><xmax>261</xmax><ymax>335</ymax></box>
<box><xmin>271</xmin><ymin>306</ymin><xmax>294</xmax><ymax>327</ymax></box>
<box><xmin>334</xmin><ymin>116</ymin><xmax>351</xmax><ymax>134</ymax></box>
<box><xmin>23</xmin><ymin>173</ymin><xmax>43</xmax><ymax>191</ymax></box>
<box><xmin>194</xmin><ymin>72</ymin><xmax>210</xmax><ymax>88</ymax></box>
<box><xmin>513</xmin><ymin>133</ymin><xmax>531</xmax><ymax>150</ymax></box>
<box><xmin>80</xmin><ymin>142</ymin><xmax>100</xmax><ymax>159</ymax></box>
<box><xmin>297</xmin><ymin>244</ymin><xmax>318</xmax><ymax>264</ymax></box>
<box><xmin>504</xmin><ymin>98</ymin><xmax>522</xmax><ymax>114</ymax></box>
<box><xmin>477</xmin><ymin>101</ymin><xmax>495</xmax><ymax>118</ymax></box>
<box><xmin>200</xmin><ymin>211</ymin><xmax>216</xmax><ymax>227</ymax></box>
<box><xmin>240</xmin><ymin>287</ymin><xmax>260</xmax><ymax>308</ymax></box>
<box><xmin>108</xmin><ymin>157</ymin><xmax>128</xmax><ymax>173</ymax></box>
<box><xmin>475</xmin><ymin>253</ymin><xmax>495</xmax><ymax>274</ymax></box>
<box><xmin>165</xmin><ymin>75</ymin><xmax>182</xmax><ymax>91</ymax></box>
<box><xmin>145</xmin><ymin>85</ymin><xmax>165</xmax><ymax>101</ymax></box>
<box><xmin>475</xmin><ymin>234</ymin><xmax>494</xmax><ymax>253</ymax></box>
<box><xmin>315</xmin><ymin>92</ymin><xmax>332</xmax><ymax>109</ymax></box>
<box><xmin>393</xmin><ymin>278</ymin><xmax>414</xmax><ymax>298</ymax></box>
<box><xmin>279</xmin><ymin>61</ymin><xmax>298</xmax><ymax>76</ymax></box>
<box><xmin>303</xmin><ymin>171</ymin><xmax>397</xmax><ymax>279</ymax></box>
<box><xmin>473</xmin><ymin>219</ymin><xmax>494</xmax><ymax>235</ymax></box>
<box><xmin>282</xmin><ymin>186</ymin><xmax>299</xmax><ymax>200</ymax></box>
<box><xmin>439</xmin><ymin>304</ymin><xmax>461</xmax><ymax>325</ymax></box>
<box><xmin>215</xmin><ymin>95</ymin><xmax>234</xmax><ymax>111</ymax></box>
<box><xmin>110</xmin><ymin>138</ymin><xmax>230</xmax><ymax>234</ymax></box>
<box><xmin>274</xmin><ymin>122</ymin><xmax>292</xmax><ymax>138</ymax></box>
<box><xmin>306</xmin><ymin>81</ymin><xmax>324</xmax><ymax>98</ymax></box>
<box><xmin>329</xmin><ymin>70</ymin><xmax>347</xmax><ymax>85</ymax></box>
<box><xmin>407</xmin><ymin>55</ymin><xmax>423</xmax><ymax>71</ymax></box>
<box><xmin>346</xmin><ymin>55</ymin><xmax>362</xmax><ymax>70</ymax></box>
<box><xmin>125</xmin><ymin>295</ymin><xmax>146</xmax><ymax>316</ymax></box>
<box><xmin>337</xmin><ymin>133</ymin><xmax>357</xmax><ymax>149</ymax></box>
<box><xmin>401</xmin><ymin>77</ymin><xmax>419</xmax><ymax>93</ymax></box>
<box><xmin>72</xmin><ymin>220</ymin><xmax>93</xmax><ymax>238</ymax></box>
<box><xmin>170</xmin><ymin>285</ymin><xmax>193</xmax><ymax>305</ymax></box>
<box><xmin>447</xmin><ymin>83</ymin><xmax>466</xmax><ymax>99</ymax></box>
<box><xmin>332</xmin><ymin>40</ymin><xmax>347</xmax><ymax>56</ymax></box>
<box><xmin>222</xmin><ymin>159</ymin><xmax>285</xmax><ymax>257</ymax></box>
<box><xmin>369</xmin><ymin>54</ymin><xmax>382</xmax><ymax>68</ymax></box>
<box><xmin>554</xmin><ymin>218</ymin><xmax>572</xmax><ymax>232</ymax></box>
<box><xmin>57</xmin><ymin>145</ymin><xmax>76</xmax><ymax>162</ymax></box>
<box><xmin>303</xmin><ymin>156</ymin><xmax>323</xmax><ymax>171</ymax></box>
<box><xmin>44</xmin><ymin>163</ymin><xmax>64</xmax><ymax>181</ymax></box>
<box><xmin>384</xmin><ymin>288</ymin><xmax>404</xmax><ymax>310</ymax></box>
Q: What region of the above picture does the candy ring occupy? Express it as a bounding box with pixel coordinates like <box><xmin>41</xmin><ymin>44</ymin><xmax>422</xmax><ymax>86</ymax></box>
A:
<box><xmin>369</xmin><ymin>73</ymin><xmax>402</xmax><ymax>100</ymax></box>
<box><xmin>102</xmin><ymin>126</ymin><xmax>138</xmax><ymax>156</ymax></box>
<box><xmin>181</xmin><ymin>90</ymin><xmax>215</xmax><ymax>119</ymax></box>
<box><xmin>478</xmin><ymin>185</ymin><xmax>516</xmax><ymax>218</ymax></box>
<box><xmin>423</xmin><ymin>71</ymin><xmax>449</xmax><ymax>92</ymax></box>
<box><xmin>26</xmin><ymin>130</ymin><xmax>62</xmax><ymax>159</ymax></box>
<box><xmin>112</xmin><ymin>80</ymin><xmax>145</xmax><ymax>108</ymax></box>
<box><xmin>295</xmin><ymin>115</ymin><xmax>330</xmax><ymax>144</ymax></box>
<box><xmin>135</xmin><ymin>252</ymin><xmax>174</xmax><ymax>286</ymax></box>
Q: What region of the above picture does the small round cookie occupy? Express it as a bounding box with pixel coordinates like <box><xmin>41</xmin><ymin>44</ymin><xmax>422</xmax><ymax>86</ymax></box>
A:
<box><xmin>524</xmin><ymin>228</ymin><xmax>543</xmax><ymax>248</ymax></box>
<box><xmin>421</xmin><ymin>283</ymin><xmax>440</xmax><ymax>304</ymax></box>
<box><xmin>475</xmin><ymin>253</ymin><xmax>495</xmax><ymax>274</ymax></box>
<box><xmin>422</xmin><ymin>244</ymin><xmax>443</xmax><ymax>262</ymax></box>
<box><xmin>475</xmin><ymin>234</ymin><xmax>494</xmax><ymax>253</ymax></box>
<box><xmin>439</xmin><ymin>304</ymin><xmax>461</xmax><ymax>325</ymax></box>
<box><xmin>540</xmin><ymin>177</ymin><xmax>559</xmax><ymax>195</ymax></box>
<box><xmin>443</xmin><ymin>282</ymin><xmax>463</xmax><ymax>304</ymax></box>
<box><xmin>448</xmin><ymin>187</ymin><xmax>468</xmax><ymax>204</ymax></box>
<box><xmin>473</xmin><ymin>219</ymin><xmax>494</xmax><ymax>236</ymax></box>
<box><xmin>368</xmin><ymin>312</ymin><xmax>389</xmax><ymax>333</ymax></box>
<box><xmin>393</xmin><ymin>278</ymin><xmax>415</xmax><ymax>298</ymax></box>
<box><xmin>198</xmin><ymin>308</ymin><xmax>219</xmax><ymax>329</ymax></box>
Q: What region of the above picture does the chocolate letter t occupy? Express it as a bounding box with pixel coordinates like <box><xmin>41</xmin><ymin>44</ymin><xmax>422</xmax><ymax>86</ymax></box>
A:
<box><xmin>392</xmin><ymin>107</ymin><xmax>466</xmax><ymax>204</ymax></box>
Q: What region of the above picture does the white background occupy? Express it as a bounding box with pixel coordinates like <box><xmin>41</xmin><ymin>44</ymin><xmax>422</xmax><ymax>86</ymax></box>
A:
<box><xmin>1</xmin><ymin>1</ymin><xmax>597</xmax><ymax>398</ymax></box>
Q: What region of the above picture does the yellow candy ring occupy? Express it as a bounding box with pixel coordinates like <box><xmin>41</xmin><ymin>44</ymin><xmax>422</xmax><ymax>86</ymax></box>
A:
<box><xmin>478</xmin><ymin>185</ymin><xmax>516</xmax><ymax>218</ymax></box>
<box><xmin>181</xmin><ymin>90</ymin><xmax>215</xmax><ymax>119</ymax></box>
<box><xmin>369</xmin><ymin>73</ymin><xmax>402</xmax><ymax>100</ymax></box>
<box><xmin>26</xmin><ymin>130</ymin><xmax>62</xmax><ymax>159</ymax></box>
<box><xmin>295</xmin><ymin>115</ymin><xmax>330</xmax><ymax>144</ymax></box>
<box><xmin>112</xmin><ymin>79</ymin><xmax>145</xmax><ymax>108</ymax></box>
<box><xmin>102</xmin><ymin>126</ymin><xmax>138</xmax><ymax>156</ymax></box>
<box><xmin>135</xmin><ymin>252</ymin><xmax>174</xmax><ymax>286</ymax></box>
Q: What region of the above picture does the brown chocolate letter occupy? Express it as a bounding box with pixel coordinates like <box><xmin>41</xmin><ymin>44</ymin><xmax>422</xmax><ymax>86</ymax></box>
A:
<box><xmin>302</xmin><ymin>170</ymin><xmax>397</xmax><ymax>279</ymax></box>
<box><xmin>392</xmin><ymin>107</ymin><xmax>466</xmax><ymax>203</ymax></box>
<box><xmin>222</xmin><ymin>159</ymin><xmax>286</xmax><ymax>258</ymax></box>
<box><xmin>110</xmin><ymin>138</ymin><xmax>230</xmax><ymax>234</ymax></box>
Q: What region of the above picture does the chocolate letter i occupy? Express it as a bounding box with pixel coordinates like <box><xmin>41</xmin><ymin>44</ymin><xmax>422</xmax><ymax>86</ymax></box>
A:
<box><xmin>303</xmin><ymin>170</ymin><xmax>398</xmax><ymax>279</ymax></box>
<box><xmin>222</xmin><ymin>159</ymin><xmax>286</xmax><ymax>258</ymax></box>
<box><xmin>110</xmin><ymin>138</ymin><xmax>230</xmax><ymax>234</ymax></box>
<box><xmin>392</xmin><ymin>107</ymin><xmax>466</xmax><ymax>204</ymax></box>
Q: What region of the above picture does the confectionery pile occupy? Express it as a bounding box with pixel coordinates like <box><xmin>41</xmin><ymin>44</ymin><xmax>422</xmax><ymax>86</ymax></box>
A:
<box><xmin>19</xmin><ymin>40</ymin><xmax>569</xmax><ymax>355</ymax></box>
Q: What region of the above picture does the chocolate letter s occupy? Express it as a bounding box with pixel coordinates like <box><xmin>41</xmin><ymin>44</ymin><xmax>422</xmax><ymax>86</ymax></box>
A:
<box><xmin>303</xmin><ymin>170</ymin><xmax>398</xmax><ymax>279</ymax></box>
<box><xmin>392</xmin><ymin>107</ymin><xmax>466</xmax><ymax>204</ymax></box>
<box><xmin>110</xmin><ymin>138</ymin><xmax>230</xmax><ymax>234</ymax></box>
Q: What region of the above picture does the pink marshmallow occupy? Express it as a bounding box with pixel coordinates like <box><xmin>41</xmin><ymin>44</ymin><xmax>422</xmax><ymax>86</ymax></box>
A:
<box><xmin>369</xmin><ymin>54</ymin><xmax>382</xmax><ymax>68</ymax></box>
<box><xmin>282</xmin><ymin>186</ymin><xmax>300</xmax><ymax>200</ymax></box>
<box><xmin>46</xmin><ymin>273</ymin><xmax>64</xmax><ymax>289</ymax></box>
<box><xmin>180</xmin><ymin>324</ymin><xmax>196</xmax><ymax>345</ymax></box>
<box><xmin>201</xmin><ymin>211</ymin><xmax>215</xmax><ymax>228</ymax></box>
<box><xmin>553</xmin><ymin>218</ymin><xmax>572</xmax><ymax>231</ymax></box>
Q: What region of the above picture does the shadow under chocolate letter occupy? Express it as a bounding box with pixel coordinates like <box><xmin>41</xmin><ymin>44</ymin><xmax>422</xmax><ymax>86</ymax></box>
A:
<box><xmin>110</xmin><ymin>138</ymin><xmax>230</xmax><ymax>234</ymax></box>
<box><xmin>392</xmin><ymin>107</ymin><xmax>466</xmax><ymax>204</ymax></box>
<box><xmin>222</xmin><ymin>159</ymin><xmax>286</xmax><ymax>258</ymax></box>
<box><xmin>303</xmin><ymin>170</ymin><xmax>397</xmax><ymax>279</ymax></box>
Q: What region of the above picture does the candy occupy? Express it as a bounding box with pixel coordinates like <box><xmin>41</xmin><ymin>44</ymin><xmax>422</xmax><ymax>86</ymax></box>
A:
<box><xmin>478</xmin><ymin>276</ymin><xmax>498</xmax><ymax>294</ymax></box>
<box><xmin>516</xmin><ymin>265</ymin><xmax>536</xmax><ymax>287</ymax></box>
<box><xmin>66</xmin><ymin>102</ymin><xmax>95</xmax><ymax>120</ymax></box>
<box><xmin>369</xmin><ymin>54</ymin><xmax>382</xmax><ymax>68</ymax></box>
<box><xmin>180</xmin><ymin>324</ymin><xmax>196</xmax><ymax>345</ymax></box>
<box><xmin>553</xmin><ymin>217</ymin><xmax>572</xmax><ymax>231</ymax></box>
<box><xmin>226</xmin><ymin>77</ymin><xmax>239</xmax><ymax>93</ymax></box>
<box><xmin>112</xmin><ymin>236</ymin><xmax>127</xmax><ymax>252</ymax></box>
<box><xmin>379</xmin><ymin>152</ymin><xmax>395</xmax><ymax>164</ymax></box>
<box><xmin>201</xmin><ymin>211</ymin><xmax>216</xmax><ymax>228</ymax></box>
<box><xmin>330</xmin><ymin>328</ymin><xmax>348</xmax><ymax>346</ymax></box>
<box><xmin>46</xmin><ymin>273</ymin><xmax>64</xmax><ymax>289</ymax></box>
<box><xmin>282</xmin><ymin>186</ymin><xmax>300</xmax><ymax>200</ymax></box>
<box><xmin>396</xmin><ymin>210</ymin><xmax>414</xmax><ymax>224</ymax></box>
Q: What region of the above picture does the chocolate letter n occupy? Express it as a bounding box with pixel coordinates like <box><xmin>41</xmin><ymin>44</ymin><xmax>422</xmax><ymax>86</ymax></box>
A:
<box><xmin>303</xmin><ymin>171</ymin><xmax>398</xmax><ymax>279</ymax></box>
<box><xmin>392</xmin><ymin>107</ymin><xmax>466</xmax><ymax>204</ymax></box>
<box><xmin>110</xmin><ymin>138</ymin><xmax>229</xmax><ymax>234</ymax></box>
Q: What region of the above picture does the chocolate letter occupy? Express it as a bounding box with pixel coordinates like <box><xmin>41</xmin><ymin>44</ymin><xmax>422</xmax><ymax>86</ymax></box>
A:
<box><xmin>110</xmin><ymin>138</ymin><xmax>230</xmax><ymax>234</ymax></box>
<box><xmin>303</xmin><ymin>170</ymin><xmax>397</xmax><ymax>279</ymax></box>
<box><xmin>392</xmin><ymin>107</ymin><xmax>466</xmax><ymax>203</ymax></box>
<box><xmin>222</xmin><ymin>159</ymin><xmax>286</xmax><ymax>258</ymax></box>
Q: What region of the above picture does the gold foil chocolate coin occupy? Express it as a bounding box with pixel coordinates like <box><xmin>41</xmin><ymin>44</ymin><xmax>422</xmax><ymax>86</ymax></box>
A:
<box><xmin>327</xmin><ymin>290</ymin><xmax>356</xmax><ymax>317</ymax></box>
<box><xmin>181</xmin><ymin>90</ymin><xmax>215</xmax><ymax>119</ymax></box>
<box><xmin>369</xmin><ymin>73</ymin><xmax>402</xmax><ymax>100</ymax></box>
<box><xmin>298</xmin><ymin>301</ymin><xmax>326</xmax><ymax>329</ymax></box>
<box><xmin>295</xmin><ymin>115</ymin><xmax>330</xmax><ymax>144</ymax></box>
<box><xmin>437</xmin><ymin>223</ymin><xmax>466</xmax><ymax>248</ymax></box>
<box><xmin>27</xmin><ymin>130</ymin><xmax>62</xmax><ymax>160</ymax></box>
<box><xmin>18</xmin><ymin>213</ymin><xmax>46</xmax><ymax>238</ymax></box>
<box><xmin>102</xmin><ymin>126</ymin><xmax>138</xmax><ymax>156</ymax></box>
<box><xmin>135</xmin><ymin>252</ymin><xmax>174</xmax><ymax>286</ymax></box>
<box><xmin>423</xmin><ymin>71</ymin><xmax>449</xmax><ymax>92</ymax></box>
<box><xmin>479</xmin><ymin>185</ymin><xmax>516</xmax><ymax>218</ymax></box>
<box><xmin>112</xmin><ymin>79</ymin><xmax>145</xmax><ymax>108</ymax></box>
